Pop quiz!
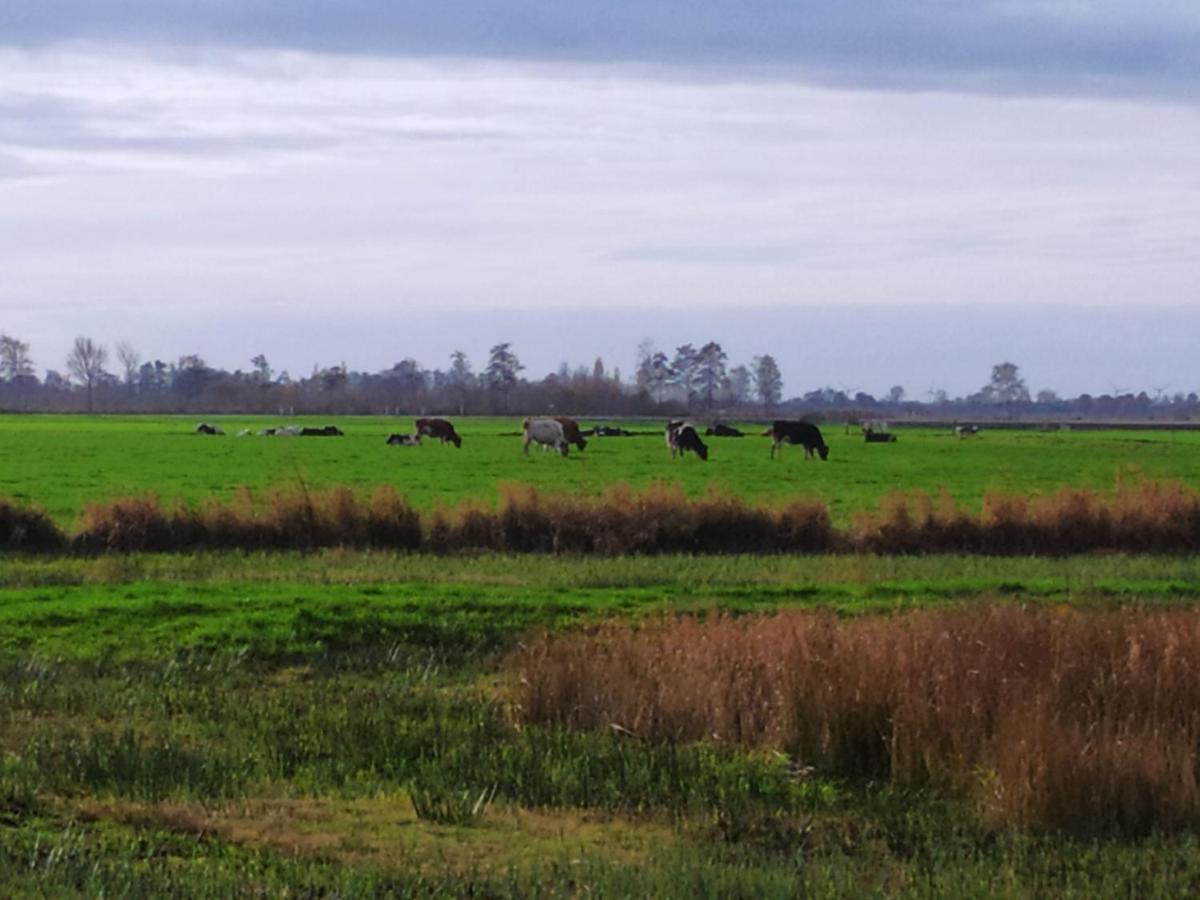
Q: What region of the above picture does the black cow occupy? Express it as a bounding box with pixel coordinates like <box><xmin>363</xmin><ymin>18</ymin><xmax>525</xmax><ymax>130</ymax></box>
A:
<box><xmin>864</xmin><ymin>428</ymin><xmax>897</xmax><ymax>443</ymax></box>
<box><xmin>415</xmin><ymin>417</ymin><xmax>462</xmax><ymax>448</ymax></box>
<box><xmin>591</xmin><ymin>425</ymin><xmax>634</xmax><ymax>437</ymax></box>
<box><xmin>300</xmin><ymin>425</ymin><xmax>343</xmax><ymax>436</ymax></box>
<box><xmin>705</xmin><ymin>423</ymin><xmax>744</xmax><ymax>437</ymax></box>
<box><xmin>195</xmin><ymin>423</ymin><xmax>224</xmax><ymax>435</ymax></box>
<box><xmin>666</xmin><ymin>421</ymin><xmax>708</xmax><ymax>461</ymax></box>
<box><xmin>764</xmin><ymin>420</ymin><xmax>828</xmax><ymax>460</ymax></box>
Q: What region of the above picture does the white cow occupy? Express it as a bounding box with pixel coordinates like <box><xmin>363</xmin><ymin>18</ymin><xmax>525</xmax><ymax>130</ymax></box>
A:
<box><xmin>522</xmin><ymin>418</ymin><xmax>569</xmax><ymax>457</ymax></box>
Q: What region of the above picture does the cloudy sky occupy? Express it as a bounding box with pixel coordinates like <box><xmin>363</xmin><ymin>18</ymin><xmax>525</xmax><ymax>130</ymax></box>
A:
<box><xmin>1</xmin><ymin>2</ymin><xmax>1198</xmax><ymax>397</ymax></box>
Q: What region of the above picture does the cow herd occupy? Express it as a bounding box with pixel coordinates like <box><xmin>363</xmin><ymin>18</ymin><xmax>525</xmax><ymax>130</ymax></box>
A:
<box><xmin>197</xmin><ymin>416</ymin><xmax>843</xmax><ymax>463</ymax></box>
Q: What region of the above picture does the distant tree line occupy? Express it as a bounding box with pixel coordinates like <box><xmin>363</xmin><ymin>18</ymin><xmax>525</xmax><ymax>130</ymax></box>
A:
<box><xmin>0</xmin><ymin>333</ymin><xmax>1196</xmax><ymax>421</ymax></box>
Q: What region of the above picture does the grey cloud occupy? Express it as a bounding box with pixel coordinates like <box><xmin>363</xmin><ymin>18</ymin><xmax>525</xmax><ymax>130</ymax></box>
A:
<box><xmin>2</xmin><ymin>2</ymin><xmax>1199</xmax><ymax>98</ymax></box>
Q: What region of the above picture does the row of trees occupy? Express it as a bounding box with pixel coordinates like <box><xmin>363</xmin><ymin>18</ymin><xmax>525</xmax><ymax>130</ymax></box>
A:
<box><xmin>0</xmin><ymin>334</ymin><xmax>786</xmax><ymax>417</ymax></box>
<box><xmin>1</xmin><ymin>332</ymin><xmax>1196</xmax><ymax>420</ymax></box>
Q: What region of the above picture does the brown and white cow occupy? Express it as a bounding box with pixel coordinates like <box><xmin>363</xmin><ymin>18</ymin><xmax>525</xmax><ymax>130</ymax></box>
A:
<box><xmin>553</xmin><ymin>416</ymin><xmax>589</xmax><ymax>451</ymax></box>
<box><xmin>522</xmin><ymin>418</ymin><xmax>569</xmax><ymax>456</ymax></box>
<box><xmin>415</xmin><ymin>417</ymin><xmax>462</xmax><ymax>448</ymax></box>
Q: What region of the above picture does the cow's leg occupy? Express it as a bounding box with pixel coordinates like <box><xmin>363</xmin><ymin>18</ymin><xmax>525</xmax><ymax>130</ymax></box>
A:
<box><xmin>523</xmin><ymin>436</ymin><xmax>532</xmax><ymax>455</ymax></box>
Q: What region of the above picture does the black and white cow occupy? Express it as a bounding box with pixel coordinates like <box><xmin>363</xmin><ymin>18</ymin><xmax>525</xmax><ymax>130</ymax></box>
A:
<box><xmin>763</xmin><ymin>420</ymin><xmax>829</xmax><ymax>460</ymax></box>
<box><xmin>386</xmin><ymin>433</ymin><xmax>422</xmax><ymax>446</ymax></box>
<box><xmin>954</xmin><ymin>424</ymin><xmax>980</xmax><ymax>439</ymax></box>
<box><xmin>666</xmin><ymin>421</ymin><xmax>708</xmax><ymax>460</ymax></box>
<box><xmin>522</xmin><ymin>417</ymin><xmax>569</xmax><ymax>457</ymax></box>
<box><xmin>415</xmin><ymin>417</ymin><xmax>463</xmax><ymax>448</ymax></box>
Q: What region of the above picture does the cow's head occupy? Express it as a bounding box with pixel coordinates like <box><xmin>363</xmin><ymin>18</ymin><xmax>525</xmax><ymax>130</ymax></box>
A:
<box><xmin>818</xmin><ymin>445</ymin><xmax>829</xmax><ymax>461</ymax></box>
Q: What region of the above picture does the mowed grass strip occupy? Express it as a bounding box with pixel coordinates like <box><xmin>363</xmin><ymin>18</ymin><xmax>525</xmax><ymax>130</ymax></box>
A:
<box><xmin>3</xmin><ymin>414</ymin><xmax>1200</xmax><ymax>527</ymax></box>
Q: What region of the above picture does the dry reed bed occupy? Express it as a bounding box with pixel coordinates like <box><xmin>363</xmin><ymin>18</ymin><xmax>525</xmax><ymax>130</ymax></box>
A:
<box><xmin>511</xmin><ymin>605</ymin><xmax>1200</xmax><ymax>837</ymax></box>
<box><xmin>2</xmin><ymin>478</ymin><xmax>1200</xmax><ymax>555</ymax></box>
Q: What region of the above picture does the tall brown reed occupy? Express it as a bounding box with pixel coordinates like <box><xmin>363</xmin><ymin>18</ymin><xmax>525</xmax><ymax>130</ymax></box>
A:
<box><xmin>510</xmin><ymin>606</ymin><xmax>1200</xmax><ymax>837</ymax></box>
<box><xmin>50</xmin><ymin>476</ymin><xmax>1200</xmax><ymax>555</ymax></box>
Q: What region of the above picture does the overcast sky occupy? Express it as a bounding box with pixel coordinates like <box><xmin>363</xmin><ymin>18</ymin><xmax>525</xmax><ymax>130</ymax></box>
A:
<box><xmin>1</xmin><ymin>2</ymin><xmax>1198</xmax><ymax>397</ymax></box>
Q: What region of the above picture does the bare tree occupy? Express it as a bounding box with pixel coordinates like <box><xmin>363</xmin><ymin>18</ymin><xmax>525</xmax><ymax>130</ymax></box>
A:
<box><xmin>0</xmin><ymin>334</ymin><xmax>35</xmax><ymax>381</ymax></box>
<box><xmin>66</xmin><ymin>336</ymin><xmax>108</xmax><ymax>413</ymax></box>
<box><xmin>115</xmin><ymin>341</ymin><xmax>141</xmax><ymax>391</ymax></box>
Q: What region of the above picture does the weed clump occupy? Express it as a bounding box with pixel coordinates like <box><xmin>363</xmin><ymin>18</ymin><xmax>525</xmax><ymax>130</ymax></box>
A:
<box><xmin>511</xmin><ymin>606</ymin><xmax>1200</xmax><ymax>837</ymax></box>
<box><xmin>0</xmin><ymin>497</ymin><xmax>66</xmax><ymax>552</ymax></box>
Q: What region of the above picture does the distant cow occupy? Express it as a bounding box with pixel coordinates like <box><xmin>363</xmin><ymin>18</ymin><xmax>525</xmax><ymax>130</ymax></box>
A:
<box><xmin>523</xmin><ymin>417</ymin><xmax>569</xmax><ymax>456</ymax></box>
<box><xmin>706</xmin><ymin>423</ymin><xmax>744</xmax><ymax>437</ymax></box>
<box><xmin>954</xmin><ymin>424</ymin><xmax>980</xmax><ymax>439</ymax></box>
<box><xmin>764</xmin><ymin>420</ymin><xmax>829</xmax><ymax>460</ymax></box>
<box><xmin>386</xmin><ymin>433</ymin><xmax>422</xmax><ymax>446</ymax></box>
<box><xmin>300</xmin><ymin>425</ymin><xmax>343</xmax><ymax>437</ymax></box>
<box><xmin>553</xmin><ymin>416</ymin><xmax>589</xmax><ymax>451</ymax></box>
<box><xmin>415</xmin><ymin>417</ymin><xmax>462</xmax><ymax>448</ymax></box>
<box><xmin>195</xmin><ymin>423</ymin><xmax>224</xmax><ymax>435</ymax></box>
<box><xmin>666</xmin><ymin>421</ymin><xmax>708</xmax><ymax>461</ymax></box>
<box><xmin>864</xmin><ymin>428</ymin><xmax>897</xmax><ymax>443</ymax></box>
<box><xmin>591</xmin><ymin>425</ymin><xmax>634</xmax><ymax>437</ymax></box>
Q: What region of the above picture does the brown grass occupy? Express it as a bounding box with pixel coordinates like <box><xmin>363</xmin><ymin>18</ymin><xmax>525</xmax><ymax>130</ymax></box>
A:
<box><xmin>41</xmin><ymin>476</ymin><xmax>1200</xmax><ymax>555</ymax></box>
<box><xmin>510</xmin><ymin>606</ymin><xmax>1200</xmax><ymax>837</ymax></box>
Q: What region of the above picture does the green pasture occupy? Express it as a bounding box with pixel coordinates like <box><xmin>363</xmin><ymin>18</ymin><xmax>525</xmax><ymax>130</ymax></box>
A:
<box><xmin>2</xmin><ymin>414</ymin><xmax>1199</xmax><ymax>527</ymax></box>
<box><xmin>4</xmin><ymin>552</ymin><xmax>1200</xmax><ymax>896</ymax></box>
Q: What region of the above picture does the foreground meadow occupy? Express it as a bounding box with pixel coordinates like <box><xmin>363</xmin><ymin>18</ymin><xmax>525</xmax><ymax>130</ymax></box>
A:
<box><xmin>2</xmin><ymin>414</ymin><xmax>1200</xmax><ymax>526</ymax></box>
<box><xmin>4</xmin><ymin>552</ymin><xmax>1200</xmax><ymax>896</ymax></box>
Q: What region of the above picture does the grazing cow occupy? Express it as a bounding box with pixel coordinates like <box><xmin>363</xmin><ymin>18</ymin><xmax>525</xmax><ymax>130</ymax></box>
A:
<box><xmin>705</xmin><ymin>423</ymin><xmax>744</xmax><ymax>437</ymax></box>
<box><xmin>195</xmin><ymin>423</ymin><xmax>224</xmax><ymax>435</ymax></box>
<box><xmin>764</xmin><ymin>420</ymin><xmax>829</xmax><ymax>460</ymax></box>
<box><xmin>954</xmin><ymin>424</ymin><xmax>980</xmax><ymax>439</ymax></box>
<box><xmin>666</xmin><ymin>421</ymin><xmax>708</xmax><ymax>461</ymax></box>
<box><xmin>415</xmin><ymin>417</ymin><xmax>462</xmax><ymax>448</ymax></box>
<box><xmin>386</xmin><ymin>433</ymin><xmax>422</xmax><ymax>446</ymax></box>
<box><xmin>553</xmin><ymin>416</ymin><xmax>589</xmax><ymax>451</ymax></box>
<box><xmin>523</xmin><ymin>417</ymin><xmax>569</xmax><ymax>456</ymax></box>
<box><xmin>300</xmin><ymin>425</ymin><xmax>343</xmax><ymax>436</ymax></box>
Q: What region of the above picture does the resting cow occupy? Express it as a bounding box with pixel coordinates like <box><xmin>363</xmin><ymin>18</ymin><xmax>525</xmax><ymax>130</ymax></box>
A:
<box><xmin>300</xmin><ymin>425</ymin><xmax>343</xmax><ymax>436</ymax></box>
<box><xmin>706</xmin><ymin>423</ymin><xmax>744</xmax><ymax>437</ymax></box>
<box><xmin>415</xmin><ymin>417</ymin><xmax>463</xmax><ymax>448</ymax></box>
<box><xmin>523</xmin><ymin>418</ymin><xmax>569</xmax><ymax>456</ymax></box>
<box><xmin>666</xmin><ymin>421</ymin><xmax>708</xmax><ymax>461</ymax></box>
<box><xmin>764</xmin><ymin>420</ymin><xmax>829</xmax><ymax>460</ymax></box>
<box><xmin>553</xmin><ymin>416</ymin><xmax>589</xmax><ymax>451</ymax></box>
<box><xmin>195</xmin><ymin>423</ymin><xmax>224</xmax><ymax>435</ymax></box>
<box><xmin>386</xmin><ymin>433</ymin><xmax>422</xmax><ymax>446</ymax></box>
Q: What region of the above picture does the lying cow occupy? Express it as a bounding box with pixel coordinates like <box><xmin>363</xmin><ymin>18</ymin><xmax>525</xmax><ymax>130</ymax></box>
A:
<box><xmin>706</xmin><ymin>423</ymin><xmax>744</xmax><ymax>437</ymax></box>
<box><xmin>764</xmin><ymin>420</ymin><xmax>829</xmax><ymax>460</ymax></box>
<box><xmin>415</xmin><ymin>417</ymin><xmax>462</xmax><ymax>448</ymax></box>
<box><xmin>864</xmin><ymin>428</ymin><xmax>897</xmax><ymax>443</ymax></box>
<box><xmin>666</xmin><ymin>420</ymin><xmax>708</xmax><ymax>461</ymax></box>
<box><xmin>591</xmin><ymin>425</ymin><xmax>634</xmax><ymax>437</ymax></box>
<box><xmin>386</xmin><ymin>433</ymin><xmax>422</xmax><ymax>446</ymax></box>
<box><xmin>195</xmin><ymin>423</ymin><xmax>224</xmax><ymax>435</ymax></box>
<box><xmin>523</xmin><ymin>417</ymin><xmax>569</xmax><ymax>456</ymax></box>
<box><xmin>553</xmin><ymin>416</ymin><xmax>589</xmax><ymax>451</ymax></box>
<box><xmin>300</xmin><ymin>425</ymin><xmax>343</xmax><ymax>436</ymax></box>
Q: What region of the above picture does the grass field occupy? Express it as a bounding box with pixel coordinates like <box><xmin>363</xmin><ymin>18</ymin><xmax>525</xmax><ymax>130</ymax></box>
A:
<box><xmin>3</xmin><ymin>414</ymin><xmax>1200</xmax><ymax>526</ymax></box>
<box><xmin>5</xmin><ymin>415</ymin><xmax>1200</xmax><ymax>895</ymax></box>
